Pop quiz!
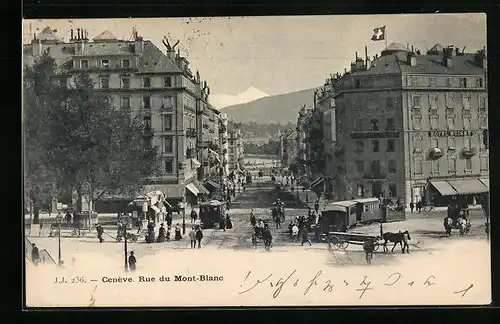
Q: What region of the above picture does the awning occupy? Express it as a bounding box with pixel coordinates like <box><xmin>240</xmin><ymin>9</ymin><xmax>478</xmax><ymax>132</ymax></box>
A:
<box><xmin>311</xmin><ymin>177</ymin><xmax>325</xmax><ymax>188</ymax></box>
<box><xmin>205</xmin><ymin>180</ymin><xmax>221</xmax><ymax>190</ymax></box>
<box><xmin>448</xmin><ymin>179</ymin><xmax>488</xmax><ymax>195</ymax></box>
<box><xmin>479</xmin><ymin>178</ymin><xmax>490</xmax><ymax>190</ymax></box>
<box><xmin>192</xmin><ymin>180</ymin><xmax>210</xmax><ymax>195</ymax></box>
<box><xmin>143</xmin><ymin>184</ymin><xmax>183</xmax><ymax>199</ymax></box>
<box><xmin>191</xmin><ymin>158</ymin><xmax>201</xmax><ymax>169</ymax></box>
<box><xmin>186</xmin><ymin>183</ymin><xmax>199</xmax><ymax>196</ymax></box>
<box><xmin>429</xmin><ymin>181</ymin><xmax>458</xmax><ymax>196</ymax></box>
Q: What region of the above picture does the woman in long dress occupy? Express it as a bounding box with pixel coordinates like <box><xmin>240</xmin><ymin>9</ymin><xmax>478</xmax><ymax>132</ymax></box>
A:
<box><xmin>174</xmin><ymin>223</ymin><xmax>182</xmax><ymax>240</ymax></box>
<box><xmin>157</xmin><ymin>224</ymin><xmax>166</xmax><ymax>242</ymax></box>
<box><xmin>225</xmin><ymin>214</ymin><xmax>233</xmax><ymax>229</ymax></box>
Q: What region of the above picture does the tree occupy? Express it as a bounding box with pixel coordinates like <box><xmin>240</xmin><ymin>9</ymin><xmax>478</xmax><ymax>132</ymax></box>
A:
<box><xmin>23</xmin><ymin>55</ymin><xmax>162</xmax><ymax>218</ymax></box>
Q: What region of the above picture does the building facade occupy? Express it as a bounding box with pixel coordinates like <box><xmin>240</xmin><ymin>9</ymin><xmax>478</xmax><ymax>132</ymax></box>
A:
<box><xmin>23</xmin><ymin>27</ymin><xmax>218</xmax><ymax>208</ymax></box>
<box><xmin>280</xmin><ymin>130</ymin><xmax>298</xmax><ymax>168</ymax></box>
<box><xmin>332</xmin><ymin>42</ymin><xmax>488</xmax><ymax>209</ymax></box>
<box><xmin>227</xmin><ymin>129</ymin><xmax>245</xmax><ymax>172</ymax></box>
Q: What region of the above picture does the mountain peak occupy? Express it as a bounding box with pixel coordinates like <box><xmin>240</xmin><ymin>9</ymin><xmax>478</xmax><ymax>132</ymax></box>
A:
<box><xmin>210</xmin><ymin>87</ymin><xmax>269</xmax><ymax>109</ymax></box>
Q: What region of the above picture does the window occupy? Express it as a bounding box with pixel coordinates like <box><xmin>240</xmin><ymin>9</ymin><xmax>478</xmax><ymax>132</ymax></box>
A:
<box><xmin>370</xmin><ymin>119</ymin><xmax>379</xmax><ymax>131</ymax></box>
<box><xmin>162</xmin><ymin>96</ymin><xmax>174</xmax><ymax>108</ymax></box>
<box><xmin>463</xmin><ymin>117</ymin><xmax>471</xmax><ymax>130</ymax></box>
<box><xmin>431</xmin><ymin>138</ymin><xmax>439</xmax><ymax>148</ymax></box>
<box><xmin>462</xmin><ymin>95</ymin><xmax>471</xmax><ymax>110</ymax></box>
<box><xmin>143</xmin><ymin>77</ymin><xmax>151</xmax><ymax>88</ymax></box>
<box><xmin>462</xmin><ymin>78</ymin><xmax>468</xmax><ymax>88</ymax></box>
<box><xmin>431</xmin><ymin>160</ymin><xmax>439</xmax><ymax>173</ymax></box>
<box><xmin>414</xmin><ymin>137</ymin><xmax>422</xmax><ymax>151</ymax></box>
<box><xmin>388</xmin><ymin>160</ymin><xmax>396</xmax><ymax>173</ymax></box>
<box><xmin>164</xmin><ymin>136</ymin><xmax>173</xmax><ymax>152</ymax></box>
<box><xmin>446</xmin><ymin>77</ymin><xmax>452</xmax><ymax>87</ymax></box>
<box><xmin>387</xmin><ymin>139</ymin><xmax>395</xmax><ymax>152</ymax></box>
<box><xmin>446</xmin><ymin>116</ymin><xmax>455</xmax><ymax>130</ymax></box>
<box><xmin>415</xmin><ymin>159</ymin><xmax>423</xmax><ymax>174</ymax></box>
<box><xmin>370</xmin><ymin>160</ymin><xmax>381</xmax><ymax>174</ymax></box>
<box><xmin>413</xmin><ymin>117</ymin><xmax>421</xmax><ymax>130</ymax></box>
<box><xmin>354</xmin><ymin>79</ymin><xmax>360</xmax><ymax>88</ymax></box>
<box><xmin>121</xmin><ymin>77</ymin><xmax>130</xmax><ymax>89</ymax></box>
<box><xmin>354</xmin><ymin>119</ymin><xmax>364</xmax><ymax>131</ymax></box>
<box><xmin>429</xmin><ymin>95</ymin><xmax>438</xmax><ymax>109</ymax></box>
<box><xmin>479</xmin><ymin>116</ymin><xmax>487</xmax><ymax>129</ymax></box>
<box><xmin>480</xmin><ymin>156</ymin><xmax>488</xmax><ymax>171</ymax></box>
<box><xmin>389</xmin><ymin>184</ymin><xmax>397</xmax><ymax>198</ymax></box>
<box><xmin>100</xmin><ymin>76</ymin><xmax>109</xmax><ymax>89</ymax></box>
<box><xmin>80</xmin><ymin>59</ymin><xmax>89</xmax><ymax>69</ymax></box>
<box><xmin>164</xmin><ymin>115</ymin><xmax>173</xmax><ymax>130</ymax></box>
<box><xmin>122</xmin><ymin>59</ymin><xmax>130</xmax><ymax>68</ymax></box>
<box><xmin>121</xmin><ymin>97</ymin><xmax>130</xmax><ymax>110</ymax></box>
<box><xmin>143</xmin><ymin>138</ymin><xmax>152</xmax><ymax>150</ymax></box>
<box><xmin>143</xmin><ymin>96</ymin><xmax>151</xmax><ymax>109</ymax></box>
<box><xmin>101</xmin><ymin>59</ymin><xmax>109</xmax><ymax>67</ymax></box>
<box><xmin>143</xmin><ymin>116</ymin><xmax>151</xmax><ymax>128</ymax></box>
<box><xmin>356</xmin><ymin>161</ymin><xmax>364</xmax><ymax>173</ymax></box>
<box><xmin>372</xmin><ymin>140</ymin><xmax>380</xmax><ymax>152</ymax></box>
<box><xmin>353</xmin><ymin>100</ymin><xmax>362</xmax><ymax>111</ymax></box>
<box><xmin>357</xmin><ymin>185</ymin><xmax>364</xmax><ymax>197</ymax></box>
<box><xmin>448</xmin><ymin>137</ymin><xmax>456</xmax><ymax>149</ymax></box>
<box><xmin>412</xmin><ymin>96</ymin><xmax>421</xmax><ymax>108</ymax></box>
<box><xmin>429</xmin><ymin>77</ymin><xmax>436</xmax><ymax>87</ymax></box>
<box><xmin>355</xmin><ymin>141</ymin><xmax>364</xmax><ymax>153</ymax></box>
<box><xmin>479</xmin><ymin>97</ymin><xmax>486</xmax><ymax>109</ymax></box>
<box><xmin>449</xmin><ymin>158</ymin><xmax>457</xmax><ymax>173</ymax></box>
<box><xmin>164</xmin><ymin>76</ymin><xmax>172</xmax><ymax>87</ymax></box>
<box><xmin>464</xmin><ymin>137</ymin><xmax>471</xmax><ymax>149</ymax></box>
<box><xmin>164</xmin><ymin>159</ymin><xmax>173</xmax><ymax>173</ymax></box>
<box><xmin>445</xmin><ymin>94</ymin><xmax>454</xmax><ymax>108</ymax></box>
<box><xmin>477</xmin><ymin>77</ymin><xmax>483</xmax><ymax>88</ymax></box>
<box><xmin>430</xmin><ymin>115</ymin><xmax>439</xmax><ymax>130</ymax></box>
<box><xmin>386</xmin><ymin>118</ymin><xmax>395</xmax><ymax>131</ymax></box>
<box><xmin>465</xmin><ymin>158</ymin><xmax>472</xmax><ymax>170</ymax></box>
<box><xmin>386</xmin><ymin>97</ymin><xmax>394</xmax><ymax>109</ymax></box>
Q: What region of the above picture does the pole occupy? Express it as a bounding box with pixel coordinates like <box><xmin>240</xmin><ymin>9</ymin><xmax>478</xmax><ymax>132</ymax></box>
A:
<box><xmin>124</xmin><ymin>225</ymin><xmax>128</xmax><ymax>272</ymax></box>
<box><xmin>58</xmin><ymin>220</ymin><xmax>62</xmax><ymax>265</ymax></box>
<box><xmin>182</xmin><ymin>196</ymin><xmax>186</xmax><ymax>235</ymax></box>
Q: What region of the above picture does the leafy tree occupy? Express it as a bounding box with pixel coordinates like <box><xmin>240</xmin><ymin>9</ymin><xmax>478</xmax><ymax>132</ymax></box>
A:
<box><xmin>23</xmin><ymin>54</ymin><xmax>162</xmax><ymax>219</ymax></box>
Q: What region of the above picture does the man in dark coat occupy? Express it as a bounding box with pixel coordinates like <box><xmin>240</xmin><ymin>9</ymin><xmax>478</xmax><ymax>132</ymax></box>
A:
<box><xmin>96</xmin><ymin>224</ymin><xmax>104</xmax><ymax>243</ymax></box>
<box><xmin>128</xmin><ymin>251</ymin><xmax>137</xmax><ymax>272</ymax></box>
<box><xmin>219</xmin><ymin>216</ymin><xmax>226</xmax><ymax>232</ymax></box>
<box><xmin>195</xmin><ymin>226</ymin><xmax>203</xmax><ymax>248</ymax></box>
<box><xmin>31</xmin><ymin>243</ymin><xmax>40</xmax><ymax>266</ymax></box>
<box><xmin>301</xmin><ymin>225</ymin><xmax>312</xmax><ymax>246</ymax></box>
<box><xmin>190</xmin><ymin>209</ymin><xmax>198</xmax><ymax>223</ymax></box>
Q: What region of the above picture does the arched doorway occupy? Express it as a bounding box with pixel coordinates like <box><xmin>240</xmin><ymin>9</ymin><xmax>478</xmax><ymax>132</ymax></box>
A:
<box><xmin>372</xmin><ymin>181</ymin><xmax>383</xmax><ymax>198</ymax></box>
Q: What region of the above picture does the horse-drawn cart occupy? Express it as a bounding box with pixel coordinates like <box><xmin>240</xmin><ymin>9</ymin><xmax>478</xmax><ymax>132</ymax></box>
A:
<box><xmin>251</xmin><ymin>223</ymin><xmax>273</xmax><ymax>251</ymax></box>
<box><xmin>320</xmin><ymin>231</ymin><xmax>381</xmax><ymax>251</ymax></box>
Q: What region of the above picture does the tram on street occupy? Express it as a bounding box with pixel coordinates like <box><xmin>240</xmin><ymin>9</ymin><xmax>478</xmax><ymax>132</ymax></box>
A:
<box><xmin>199</xmin><ymin>200</ymin><xmax>227</xmax><ymax>229</ymax></box>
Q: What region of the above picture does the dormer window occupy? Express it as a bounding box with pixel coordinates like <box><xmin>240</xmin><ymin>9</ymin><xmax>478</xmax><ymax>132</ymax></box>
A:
<box><xmin>143</xmin><ymin>77</ymin><xmax>151</xmax><ymax>88</ymax></box>
<box><xmin>101</xmin><ymin>59</ymin><xmax>110</xmax><ymax>68</ymax></box>
<box><xmin>461</xmin><ymin>78</ymin><xmax>468</xmax><ymax>88</ymax></box>
<box><xmin>122</xmin><ymin>59</ymin><xmax>130</xmax><ymax>68</ymax></box>
<box><xmin>164</xmin><ymin>76</ymin><xmax>172</xmax><ymax>87</ymax></box>
<box><xmin>354</xmin><ymin>79</ymin><xmax>361</xmax><ymax>89</ymax></box>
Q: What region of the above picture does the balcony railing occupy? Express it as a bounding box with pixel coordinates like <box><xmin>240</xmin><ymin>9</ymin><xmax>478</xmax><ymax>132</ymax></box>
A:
<box><xmin>462</xmin><ymin>147</ymin><xmax>478</xmax><ymax>157</ymax></box>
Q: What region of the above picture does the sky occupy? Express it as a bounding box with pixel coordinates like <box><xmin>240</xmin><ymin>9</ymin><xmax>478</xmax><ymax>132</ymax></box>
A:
<box><xmin>23</xmin><ymin>14</ymin><xmax>486</xmax><ymax>108</ymax></box>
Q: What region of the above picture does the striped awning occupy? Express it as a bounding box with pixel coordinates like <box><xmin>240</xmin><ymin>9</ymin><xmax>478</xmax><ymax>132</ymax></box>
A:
<box><xmin>447</xmin><ymin>179</ymin><xmax>488</xmax><ymax>195</ymax></box>
<box><xmin>311</xmin><ymin>177</ymin><xmax>325</xmax><ymax>188</ymax></box>
<box><xmin>186</xmin><ymin>183</ymin><xmax>199</xmax><ymax>196</ymax></box>
<box><xmin>429</xmin><ymin>181</ymin><xmax>458</xmax><ymax>196</ymax></box>
<box><xmin>193</xmin><ymin>180</ymin><xmax>210</xmax><ymax>195</ymax></box>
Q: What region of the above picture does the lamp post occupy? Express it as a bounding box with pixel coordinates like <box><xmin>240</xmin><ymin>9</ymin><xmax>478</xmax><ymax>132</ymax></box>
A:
<box><xmin>82</xmin><ymin>181</ymin><xmax>92</xmax><ymax>230</ymax></box>
<box><xmin>122</xmin><ymin>215</ymin><xmax>129</xmax><ymax>272</ymax></box>
<box><xmin>56</xmin><ymin>214</ymin><xmax>63</xmax><ymax>266</ymax></box>
<box><xmin>181</xmin><ymin>189</ymin><xmax>186</xmax><ymax>235</ymax></box>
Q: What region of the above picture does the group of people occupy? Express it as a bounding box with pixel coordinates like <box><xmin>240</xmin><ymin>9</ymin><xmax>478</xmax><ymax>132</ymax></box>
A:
<box><xmin>288</xmin><ymin>219</ymin><xmax>312</xmax><ymax>246</ymax></box>
<box><xmin>188</xmin><ymin>225</ymin><xmax>204</xmax><ymax>248</ymax></box>
<box><xmin>409</xmin><ymin>200</ymin><xmax>426</xmax><ymax>213</ymax></box>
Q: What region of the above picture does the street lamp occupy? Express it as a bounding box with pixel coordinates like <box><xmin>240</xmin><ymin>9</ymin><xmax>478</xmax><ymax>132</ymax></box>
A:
<box><xmin>82</xmin><ymin>181</ymin><xmax>92</xmax><ymax>230</ymax></box>
<box><xmin>122</xmin><ymin>215</ymin><xmax>129</xmax><ymax>272</ymax></box>
<box><xmin>181</xmin><ymin>189</ymin><xmax>186</xmax><ymax>235</ymax></box>
<box><xmin>56</xmin><ymin>214</ymin><xmax>63</xmax><ymax>266</ymax></box>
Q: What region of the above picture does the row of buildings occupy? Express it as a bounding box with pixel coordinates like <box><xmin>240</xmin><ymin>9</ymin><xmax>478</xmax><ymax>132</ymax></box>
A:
<box><xmin>281</xmin><ymin>42</ymin><xmax>489</xmax><ymax>212</ymax></box>
<box><xmin>23</xmin><ymin>27</ymin><xmax>245</xmax><ymax>212</ymax></box>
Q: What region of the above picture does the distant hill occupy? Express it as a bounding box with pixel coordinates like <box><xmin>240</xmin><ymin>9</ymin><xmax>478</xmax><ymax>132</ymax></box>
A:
<box><xmin>221</xmin><ymin>87</ymin><xmax>318</xmax><ymax>124</ymax></box>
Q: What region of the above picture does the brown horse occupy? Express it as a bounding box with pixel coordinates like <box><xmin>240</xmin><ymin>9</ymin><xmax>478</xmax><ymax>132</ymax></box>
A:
<box><xmin>382</xmin><ymin>230</ymin><xmax>411</xmax><ymax>254</ymax></box>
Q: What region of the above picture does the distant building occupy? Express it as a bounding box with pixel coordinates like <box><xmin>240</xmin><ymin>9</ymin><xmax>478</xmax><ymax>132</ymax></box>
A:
<box><xmin>331</xmin><ymin>42</ymin><xmax>488</xmax><ymax>208</ymax></box>
<box><xmin>23</xmin><ymin>26</ymin><xmax>218</xmax><ymax>210</ymax></box>
<box><xmin>295</xmin><ymin>105</ymin><xmax>313</xmax><ymax>184</ymax></box>
<box><xmin>280</xmin><ymin>130</ymin><xmax>298</xmax><ymax>168</ymax></box>
<box><xmin>227</xmin><ymin>129</ymin><xmax>245</xmax><ymax>172</ymax></box>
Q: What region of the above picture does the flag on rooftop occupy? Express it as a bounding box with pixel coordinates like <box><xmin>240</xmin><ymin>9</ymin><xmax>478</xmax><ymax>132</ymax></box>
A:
<box><xmin>371</xmin><ymin>26</ymin><xmax>386</xmax><ymax>41</ymax></box>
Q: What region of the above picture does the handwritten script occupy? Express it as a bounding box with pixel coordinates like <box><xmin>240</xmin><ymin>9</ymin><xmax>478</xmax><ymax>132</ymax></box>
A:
<box><xmin>238</xmin><ymin>271</ymin><xmax>474</xmax><ymax>300</ymax></box>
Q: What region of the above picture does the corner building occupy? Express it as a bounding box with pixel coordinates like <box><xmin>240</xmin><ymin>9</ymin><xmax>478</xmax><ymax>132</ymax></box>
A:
<box><xmin>334</xmin><ymin>42</ymin><xmax>488</xmax><ymax>208</ymax></box>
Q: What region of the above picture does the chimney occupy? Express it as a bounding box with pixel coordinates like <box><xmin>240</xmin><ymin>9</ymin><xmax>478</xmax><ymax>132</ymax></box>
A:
<box><xmin>411</xmin><ymin>45</ymin><xmax>414</xmax><ymax>52</ymax></box>
<box><xmin>350</xmin><ymin>62</ymin><xmax>356</xmax><ymax>72</ymax></box>
<box><xmin>70</xmin><ymin>29</ymin><xmax>74</xmax><ymax>40</ymax></box>
<box><xmin>32</xmin><ymin>38</ymin><xmax>43</xmax><ymax>56</ymax></box>
<box><xmin>455</xmin><ymin>47</ymin><xmax>460</xmax><ymax>56</ymax></box>
<box><xmin>407</xmin><ymin>52</ymin><xmax>417</xmax><ymax>67</ymax></box>
<box><xmin>443</xmin><ymin>48</ymin><xmax>453</xmax><ymax>67</ymax></box>
<box><xmin>77</xmin><ymin>28</ymin><xmax>81</xmax><ymax>40</ymax></box>
<box><xmin>365</xmin><ymin>46</ymin><xmax>370</xmax><ymax>69</ymax></box>
<box><xmin>355</xmin><ymin>51</ymin><xmax>358</xmax><ymax>60</ymax></box>
<box><xmin>134</xmin><ymin>36</ymin><xmax>144</xmax><ymax>55</ymax></box>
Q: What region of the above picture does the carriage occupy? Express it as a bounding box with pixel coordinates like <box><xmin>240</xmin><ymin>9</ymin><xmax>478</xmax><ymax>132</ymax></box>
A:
<box><xmin>199</xmin><ymin>200</ymin><xmax>227</xmax><ymax>229</ymax></box>
<box><xmin>444</xmin><ymin>205</ymin><xmax>471</xmax><ymax>236</ymax></box>
<box><xmin>115</xmin><ymin>228</ymin><xmax>140</xmax><ymax>242</ymax></box>
<box><xmin>320</xmin><ymin>231</ymin><xmax>382</xmax><ymax>251</ymax></box>
<box><xmin>251</xmin><ymin>221</ymin><xmax>273</xmax><ymax>251</ymax></box>
<box><xmin>271</xmin><ymin>205</ymin><xmax>285</xmax><ymax>222</ymax></box>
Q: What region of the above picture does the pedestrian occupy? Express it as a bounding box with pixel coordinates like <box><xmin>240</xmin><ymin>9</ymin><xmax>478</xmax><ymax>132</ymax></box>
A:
<box><xmin>96</xmin><ymin>223</ymin><xmax>104</xmax><ymax>243</ymax></box>
<box><xmin>65</xmin><ymin>211</ymin><xmax>72</xmax><ymax>225</ymax></box>
<box><xmin>301</xmin><ymin>225</ymin><xmax>312</xmax><ymax>246</ymax></box>
<box><xmin>417</xmin><ymin>200</ymin><xmax>422</xmax><ymax>213</ymax></box>
<box><xmin>31</xmin><ymin>243</ymin><xmax>40</xmax><ymax>266</ymax></box>
<box><xmin>128</xmin><ymin>251</ymin><xmax>137</xmax><ymax>272</ymax></box>
<box><xmin>190</xmin><ymin>209</ymin><xmax>197</xmax><ymax>223</ymax></box>
<box><xmin>292</xmin><ymin>224</ymin><xmax>299</xmax><ymax>242</ymax></box>
<box><xmin>410</xmin><ymin>202</ymin><xmax>414</xmax><ymax>213</ymax></box>
<box><xmin>174</xmin><ymin>223</ymin><xmax>182</xmax><ymax>240</ymax></box>
<box><xmin>195</xmin><ymin>226</ymin><xmax>203</xmax><ymax>248</ymax></box>
<box><xmin>225</xmin><ymin>214</ymin><xmax>233</xmax><ymax>229</ymax></box>
<box><xmin>157</xmin><ymin>223</ymin><xmax>166</xmax><ymax>243</ymax></box>
<box><xmin>189</xmin><ymin>227</ymin><xmax>196</xmax><ymax>248</ymax></box>
<box><xmin>219</xmin><ymin>216</ymin><xmax>226</xmax><ymax>232</ymax></box>
<box><xmin>314</xmin><ymin>199</ymin><xmax>319</xmax><ymax>213</ymax></box>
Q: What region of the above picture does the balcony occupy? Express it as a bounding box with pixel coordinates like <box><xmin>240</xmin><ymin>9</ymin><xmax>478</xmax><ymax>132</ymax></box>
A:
<box><xmin>143</xmin><ymin>127</ymin><xmax>154</xmax><ymax>137</ymax></box>
<box><xmin>186</xmin><ymin>128</ymin><xmax>197</xmax><ymax>138</ymax></box>
<box><xmin>160</xmin><ymin>104</ymin><xmax>174</xmax><ymax>112</ymax></box>
<box><xmin>363</xmin><ymin>173</ymin><xmax>387</xmax><ymax>180</ymax></box>
<box><xmin>462</xmin><ymin>147</ymin><xmax>478</xmax><ymax>158</ymax></box>
<box><xmin>428</xmin><ymin>148</ymin><xmax>444</xmax><ymax>160</ymax></box>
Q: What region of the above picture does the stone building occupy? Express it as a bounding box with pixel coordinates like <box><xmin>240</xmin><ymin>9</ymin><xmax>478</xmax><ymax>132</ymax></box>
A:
<box><xmin>280</xmin><ymin>129</ymin><xmax>298</xmax><ymax>168</ymax></box>
<box><xmin>295</xmin><ymin>105</ymin><xmax>313</xmax><ymax>185</ymax></box>
<box><xmin>23</xmin><ymin>27</ymin><xmax>217</xmax><ymax>209</ymax></box>
<box><xmin>332</xmin><ymin>42</ymin><xmax>488</xmax><ymax>208</ymax></box>
<box><xmin>227</xmin><ymin>129</ymin><xmax>244</xmax><ymax>172</ymax></box>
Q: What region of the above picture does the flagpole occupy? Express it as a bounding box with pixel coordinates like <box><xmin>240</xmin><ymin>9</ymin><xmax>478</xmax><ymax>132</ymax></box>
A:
<box><xmin>385</xmin><ymin>26</ymin><xmax>388</xmax><ymax>66</ymax></box>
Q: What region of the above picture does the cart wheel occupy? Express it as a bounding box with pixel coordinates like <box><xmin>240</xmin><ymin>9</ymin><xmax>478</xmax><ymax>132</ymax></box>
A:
<box><xmin>339</xmin><ymin>241</ymin><xmax>349</xmax><ymax>250</ymax></box>
<box><xmin>328</xmin><ymin>236</ymin><xmax>340</xmax><ymax>250</ymax></box>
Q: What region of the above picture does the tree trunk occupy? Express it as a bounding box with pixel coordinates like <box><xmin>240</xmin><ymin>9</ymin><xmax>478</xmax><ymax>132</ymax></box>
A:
<box><xmin>30</xmin><ymin>191</ymin><xmax>40</xmax><ymax>224</ymax></box>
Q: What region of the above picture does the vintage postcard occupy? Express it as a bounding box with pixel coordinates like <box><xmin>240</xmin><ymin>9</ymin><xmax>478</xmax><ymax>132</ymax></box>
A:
<box><xmin>23</xmin><ymin>14</ymin><xmax>490</xmax><ymax>307</ymax></box>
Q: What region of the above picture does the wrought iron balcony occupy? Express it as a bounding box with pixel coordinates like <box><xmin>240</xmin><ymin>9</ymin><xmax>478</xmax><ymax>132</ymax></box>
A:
<box><xmin>462</xmin><ymin>147</ymin><xmax>478</xmax><ymax>157</ymax></box>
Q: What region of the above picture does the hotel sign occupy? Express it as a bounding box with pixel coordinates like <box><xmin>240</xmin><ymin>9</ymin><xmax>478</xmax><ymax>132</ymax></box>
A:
<box><xmin>350</xmin><ymin>131</ymin><xmax>399</xmax><ymax>139</ymax></box>
<box><xmin>428</xmin><ymin>130</ymin><xmax>475</xmax><ymax>137</ymax></box>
